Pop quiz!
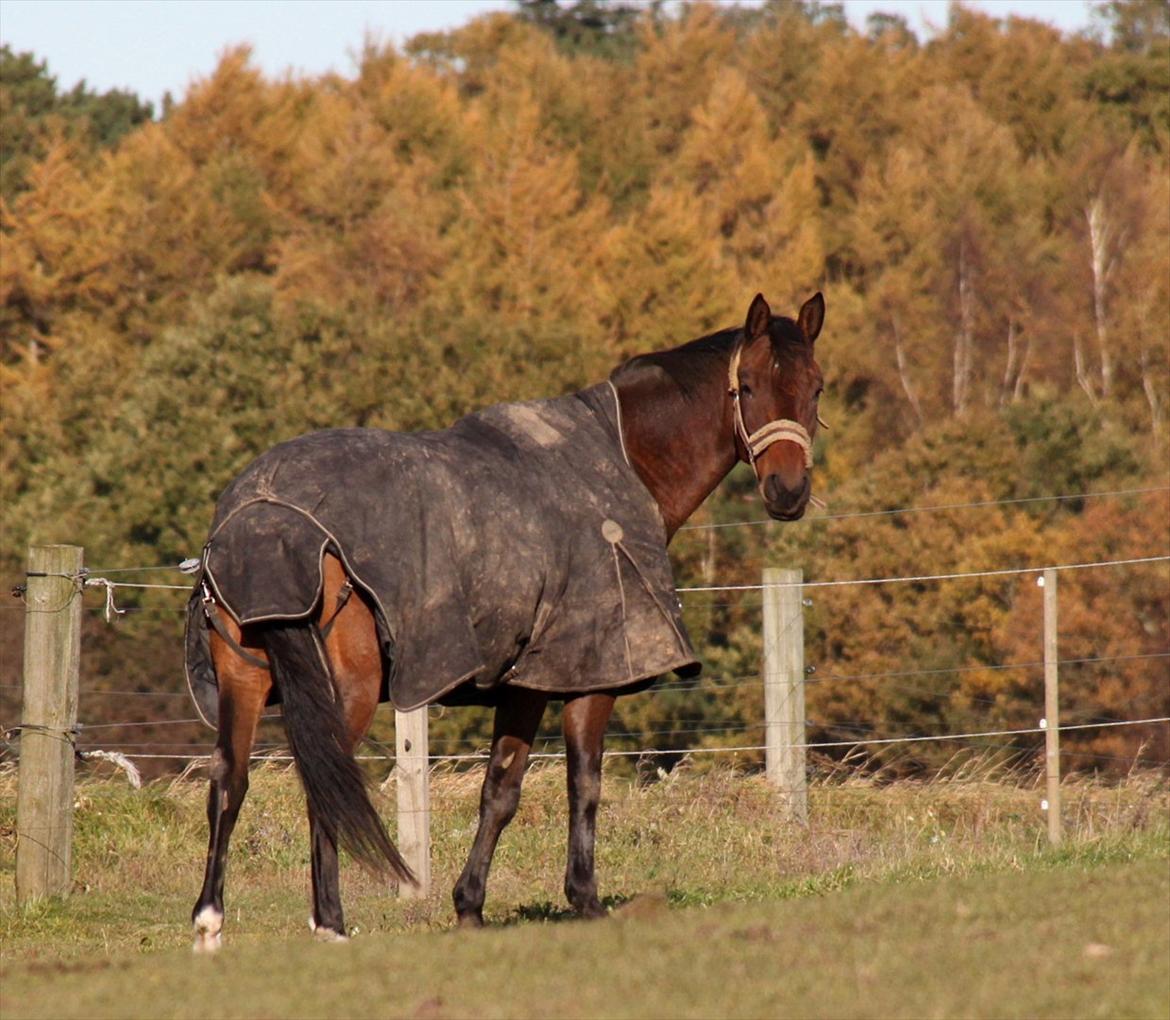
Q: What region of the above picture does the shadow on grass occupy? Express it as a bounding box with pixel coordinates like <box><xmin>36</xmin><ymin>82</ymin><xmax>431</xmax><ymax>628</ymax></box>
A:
<box><xmin>503</xmin><ymin>893</ymin><xmax>635</xmax><ymax>925</ymax></box>
<box><xmin>498</xmin><ymin>875</ymin><xmax>860</xmax><ymax>926</ymax></box>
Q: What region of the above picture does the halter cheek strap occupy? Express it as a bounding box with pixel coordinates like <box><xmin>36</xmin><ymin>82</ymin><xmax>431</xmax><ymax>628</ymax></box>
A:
<box><xmin>727</xmin><ymin>343</ymin><xmax>815</xmax><ymax>470</ymax></box>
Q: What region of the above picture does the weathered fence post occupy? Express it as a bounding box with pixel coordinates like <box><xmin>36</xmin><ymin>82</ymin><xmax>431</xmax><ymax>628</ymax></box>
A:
<box><xmin>763</xmin><ymin>567</ymin><xmax>807</xmax><ymax>824</ymax></box>
<box><xmin>15</xmin><ymin>544</ymin><xmax>83</xmax><ymax>905</ymax></box>
<box><xmin>394</xmin><ymin>707</ymin><xmax>431</xmax><ymax>898</ymax></box>
<box><xmin>1041</xmin><ymin>568</ymin><xmax>1062</xmax><ymax>846</ymax></box>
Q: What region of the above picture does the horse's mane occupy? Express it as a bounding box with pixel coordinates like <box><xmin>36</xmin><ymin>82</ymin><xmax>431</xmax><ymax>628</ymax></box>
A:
<box><xmin>611</xmin><ymin>317</ymin><xmax>806</xmax><ymax>401</ymax></box>
<box><xmin>610</xmin><ymin>327</ymin><xmax>739</xmax><ymax>402</ymax></box>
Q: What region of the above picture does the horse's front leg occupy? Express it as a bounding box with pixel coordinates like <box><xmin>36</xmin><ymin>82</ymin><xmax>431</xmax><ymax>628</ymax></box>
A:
<box><xmin>453</xmin><ymin>688</ymin><xmax>548</xmax><ymax>927</ymax></box>
<box><xmin>562</xmin><ymin>691</ymin><xmax>616</xmax><ymax>918</ymax></box>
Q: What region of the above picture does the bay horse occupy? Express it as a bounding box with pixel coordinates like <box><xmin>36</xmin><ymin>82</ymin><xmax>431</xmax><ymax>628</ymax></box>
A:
<box><xmin>187</xmin><ymin>291</ymin><xmax>826</xmax><ymax>951</ymax></box>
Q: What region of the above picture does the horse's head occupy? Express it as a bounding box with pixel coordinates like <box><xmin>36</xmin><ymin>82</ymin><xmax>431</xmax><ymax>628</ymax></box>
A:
<box><xmin>728</xmin><ymin>292</ymin><xmax>825</xmax><ymax>521</ymax></box>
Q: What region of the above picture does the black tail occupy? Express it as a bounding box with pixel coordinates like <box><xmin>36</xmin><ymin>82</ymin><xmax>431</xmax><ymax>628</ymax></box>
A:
<box><xmin>262</xmin><ymin>622</ymin><xmax>414</xmax><ymax>885</ymax></box>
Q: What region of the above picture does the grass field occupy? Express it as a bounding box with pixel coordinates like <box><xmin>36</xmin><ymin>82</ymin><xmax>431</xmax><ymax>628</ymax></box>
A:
<box><xmin>2</xmin><ymin>761</ymin><xmax>1168</xmax><ymax>1018</ymax></box>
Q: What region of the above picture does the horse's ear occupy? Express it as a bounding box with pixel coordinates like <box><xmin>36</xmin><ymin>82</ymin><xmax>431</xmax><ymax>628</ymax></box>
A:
<box><xmin>798</xmin><ymin>292</ymin><xmax>825</xmax><ymax>343</ymax></box>
<box><xmin>745</xmin><ymin>293</ymin><xmax>771</xmax><ymax>341</ymax></box>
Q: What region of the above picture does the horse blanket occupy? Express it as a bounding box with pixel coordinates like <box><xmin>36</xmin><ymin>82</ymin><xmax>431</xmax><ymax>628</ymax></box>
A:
<box><xmin>185</xmin><ymin>382</ymin><xmax>699</xmax><ymax>726</ymax></box>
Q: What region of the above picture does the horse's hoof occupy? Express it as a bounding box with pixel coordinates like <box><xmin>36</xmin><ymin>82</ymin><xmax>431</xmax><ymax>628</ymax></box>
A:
<box><xmin>192</xmin><ymin>906</ymin><xmax>224</xmax><ymax>953</ymax></box>
<box><xmin>193</xmin><ymin>930</ymin><xmax>222</xmax><ymax>953</ymax></box>
<box><xmin>456</xmin><ymin>911</ymin><xmax>485</xmax><ymax>930</ymax></box>
<box><xmin>309</xmin><ymin>917</ymin><xmax>349</xmax><ymax>943</ymax></box>
<box><xmin>578</xmin><ymin>900</ymin><xmax>609</xmax><ymax>920</ymax></box>
<box><xmin>314</xmin><ymin>928</ymin><xmax>349</xmax><ymax>943</ymax></box>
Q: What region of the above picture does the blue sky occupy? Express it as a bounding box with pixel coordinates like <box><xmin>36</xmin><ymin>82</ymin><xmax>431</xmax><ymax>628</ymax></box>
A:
<box><xmin>0</xmin><ymin>0</ymin><xmax>1105</xmax><ymax>111</ymax></box>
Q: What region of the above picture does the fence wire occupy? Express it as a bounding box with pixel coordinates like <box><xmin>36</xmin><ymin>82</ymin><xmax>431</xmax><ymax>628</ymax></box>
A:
<box><xmin>5</xmin><ymin>515</ymin><xmax>1167</xmax><ymax>778</ymax></box>
<box><xmin>50</xmin><ymin>715</ymin><xmax>1169</xmax><ymax>768</ymax></box>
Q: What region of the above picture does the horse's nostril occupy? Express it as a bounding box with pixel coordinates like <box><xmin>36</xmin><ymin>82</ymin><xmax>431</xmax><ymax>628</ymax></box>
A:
<box><xmin>764</xmin><ymin>474</ymin><xmax>805</xmax><ymax>509</ymax></box>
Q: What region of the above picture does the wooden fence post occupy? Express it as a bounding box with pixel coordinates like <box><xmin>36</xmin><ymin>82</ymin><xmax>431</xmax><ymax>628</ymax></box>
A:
<box><xmin>763</xmin><ymin>567</ymin><xmax>807</xmax><ymax>824</ymax></box>
<box><xmin>394</xmin><ymin>707</ymin><xmax>431</xmax><ymax>898</ymax></box>
<box><xmin>1041</xmin><ymin>568</ymin><xmax>1062</xmax><ymax>846</ymax></box>
<box><xmin>15</xmin><ymin>544</ymin><xmax>83</xmax><ymax>905</ymax></box>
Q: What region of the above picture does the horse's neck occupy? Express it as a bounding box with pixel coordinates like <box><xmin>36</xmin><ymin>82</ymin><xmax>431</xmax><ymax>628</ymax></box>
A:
<box><xmin>612</xmin><ymin>337</ymin><xmax>740</xmax><ymax>541</ymax></box>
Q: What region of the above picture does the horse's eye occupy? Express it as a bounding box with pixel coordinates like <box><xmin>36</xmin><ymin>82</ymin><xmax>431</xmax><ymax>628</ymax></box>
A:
<box><xmin>741</xmin><ymin>383</ymin><xmax>753</xmax><ymax>397</ymax></box>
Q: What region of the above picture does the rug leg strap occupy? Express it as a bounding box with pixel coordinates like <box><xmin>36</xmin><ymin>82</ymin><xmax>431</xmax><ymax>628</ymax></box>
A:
<box><xmin>203</xmin><ymin>600</ymin><xmax>272</xmax><ymax>671</ymax></box>
<box><xmin>318</xmin><ymin>581</ymin><xmax>353</xmax><ymax>642</ymax></box>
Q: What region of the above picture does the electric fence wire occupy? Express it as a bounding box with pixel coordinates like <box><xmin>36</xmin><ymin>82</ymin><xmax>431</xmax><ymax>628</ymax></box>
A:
<box><xmin>677</xmin><ymin>484</ymin><xmax>1170</xmax><ymax>532</ymax></box>
<box><xmin>52</xmin><ymin>715</ymin><xmax>1169</xmax><ymax>766</ymax></box>
<box><xmin>5</xmin><ymin>499</ymin><xmax>1166</xmax><ymax>772</ymax></box>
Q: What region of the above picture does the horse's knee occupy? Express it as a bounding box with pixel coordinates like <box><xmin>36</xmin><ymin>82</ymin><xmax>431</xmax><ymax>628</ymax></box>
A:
<box><xmin>571</xmin><ymin>764</ymin><xmax>601</xmax><ymax>807</ymax></box>
<box><xmin>210</xmin><ymin>747</ymin><xmax>249</xmax><ymax>794</ymax></box>
<box><xmin>489</xmin><ymin>767</ymin><xmax>524</xmax><ymax>817</ymax></box>
<box><xmin>480</xmin><ymin>744</ymin><xmax>529</xmax><ymax>820</ymax></box>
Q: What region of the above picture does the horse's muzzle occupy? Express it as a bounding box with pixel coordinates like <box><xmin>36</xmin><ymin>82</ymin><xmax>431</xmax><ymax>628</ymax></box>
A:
<box><xmin>761</xmin><ymin>473</ymin><xmax>810</xmax><ymax>521</ymax></box>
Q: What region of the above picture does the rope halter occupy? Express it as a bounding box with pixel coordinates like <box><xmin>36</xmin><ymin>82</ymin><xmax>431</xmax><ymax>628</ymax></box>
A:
<box><xmin>727</xmin><ymin>342</ymin><xmax>816</xmax><ymax>473</ymax></box>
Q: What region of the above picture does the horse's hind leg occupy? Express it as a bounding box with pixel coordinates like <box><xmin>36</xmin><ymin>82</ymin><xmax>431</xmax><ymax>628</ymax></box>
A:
<box><xmin>191</xmin><ymin>621</ymin><xmax>270</xmax><ymax>953</ymax></box>
<box><xmin>453</xmin><ymin>687</ymin><xmax>548</xmax><ymax>927</ymax></box>
<box><xmin>562</xmin><ymin>692</ymin><xmax>616</xmax><ymax>918</ymax></box>
<box><xmin>306</xmin><ymin>554</ymin><xmax>383</xmax><ymax>941</ymax></box>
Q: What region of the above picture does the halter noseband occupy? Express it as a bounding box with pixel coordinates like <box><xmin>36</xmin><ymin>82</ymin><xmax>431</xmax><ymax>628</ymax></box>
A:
<box><xmin>726</xmin><ymin>342</ymin><xmax>815</xmax><ymax>473</ymax></box>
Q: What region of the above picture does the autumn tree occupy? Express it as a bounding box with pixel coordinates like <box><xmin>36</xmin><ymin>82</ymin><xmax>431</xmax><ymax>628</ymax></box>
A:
<box><xmin>515</xmin><ymin>0</ymin><xmax>645</xmax><ymax>60</ymax></box>
<box><xmin>2</xmin><ymin>4</ymin><xmax>1166</xmax><ymax>771</ymax></box>
<box><xmin>1087</xmin><ymin>0</ymin><xmax>1170</xmax><ymax>149</ymax></box>
<box><xmin>0</xmin><ymin>45</ymin><xmax>152</xmax><ymax>201</ymax></box>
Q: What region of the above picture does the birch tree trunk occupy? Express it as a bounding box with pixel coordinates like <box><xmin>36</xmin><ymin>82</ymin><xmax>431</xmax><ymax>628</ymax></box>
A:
<box><xmin>1072</xmin><ymin>331</ymin><xmax>1099</xmax><ymax>406</ymax></box>
<box><xmin>953</xmin><ymin>238</ymin><xmax>975</xmax><ymax>417</ymax></box>
<box><xmin>892</xmin><ymin>317</ymin><xmax>925</xmax><ymax>427</ymax></box>
<box><xmin>1012</xmin><ymin>339</ymin><xmax>1032</xmax><ymax>403</ymax></box>
<box><xmin>1140</xmin><ymin>345</ymin><xmax>1165</xmax><ymax>439</ymax></box>
<box><xmin>1085</xmin><ymin>195</ymin><xmax>1117</xmax><ymax>400</ymax></box>
<box><xmin>999</xmin><ymin>317</ymin><xmax>1029</xmax><ymax>406</ymax></box>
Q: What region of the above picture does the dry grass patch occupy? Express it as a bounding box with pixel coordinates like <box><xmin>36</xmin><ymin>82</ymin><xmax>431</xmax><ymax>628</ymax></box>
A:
<box><xmin>0</xmin><ymin>757</ymin><xmax>1166</xmax><ymax>959</ymax></box>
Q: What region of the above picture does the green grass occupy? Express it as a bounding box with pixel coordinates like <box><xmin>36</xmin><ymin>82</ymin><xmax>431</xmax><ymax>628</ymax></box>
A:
<box><xmin>1</xmin><ymin>762</ymin><xmax>1168</xmax><ymax>1017</ymax></box>
<box><xmin>2</xmin><ymin>860</ymin><xmax>1167</xmax><ymax>1019</ymax></box>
